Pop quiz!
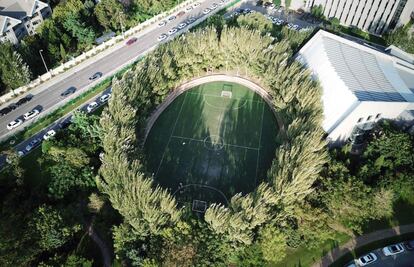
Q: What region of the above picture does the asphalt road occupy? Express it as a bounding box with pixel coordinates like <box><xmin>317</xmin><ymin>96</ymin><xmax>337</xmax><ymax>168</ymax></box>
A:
<box><xmin>347</xmin><ymin>242</ymin><xmax>414</xmax><ymax>267</ymax></box>
<box><xmin>0</xmin><ymin>0</ymin><xmax>228</xmax><ymax>141</ymax></box>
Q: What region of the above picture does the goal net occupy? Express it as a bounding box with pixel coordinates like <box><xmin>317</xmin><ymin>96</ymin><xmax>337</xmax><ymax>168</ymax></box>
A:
<box><xmin>192</xmin><ymin>200</ymin><xmax>208</xmax><ymax>213</ymax></box>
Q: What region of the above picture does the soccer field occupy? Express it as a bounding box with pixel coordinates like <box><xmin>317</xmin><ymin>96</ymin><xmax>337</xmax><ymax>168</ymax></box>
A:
<box><xmin>145</xmin><ymin>81</ymin><xmax>279</xmax><ymax>205</ymax></box>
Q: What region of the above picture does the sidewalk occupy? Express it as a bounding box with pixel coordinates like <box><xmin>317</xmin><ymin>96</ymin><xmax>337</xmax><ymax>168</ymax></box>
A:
<box><xmin>312</xmin><ymin>223</ymin><xmax>414</xmax><ymax>267</ymax></box>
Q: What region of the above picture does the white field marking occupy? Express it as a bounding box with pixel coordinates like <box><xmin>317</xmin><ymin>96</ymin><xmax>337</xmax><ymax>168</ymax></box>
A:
<box><xmin>171</xmin><ymin>135</ymin><xmax>259</xmax><ymax>151</ymax></box>
<box><xmin>155</xmin><ymin>93</ymin><xmax>188</xmax><ymax>177</ymax></box>
<box><xmin>186</xmin><ymin>91</ymin><xmax>263</xmax><ymax>103</ymax></box>
<box><xmin>254</xmin><ymin>102</ymin><xmax>265</xmax><ymax>185</ymax></box>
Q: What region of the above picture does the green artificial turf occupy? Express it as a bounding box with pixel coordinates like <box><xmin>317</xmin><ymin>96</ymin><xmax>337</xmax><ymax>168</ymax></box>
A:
<box><xmin>145</xmin><ymin>81</ymin><xmax>279</xmax><ymax>205</ymax></box>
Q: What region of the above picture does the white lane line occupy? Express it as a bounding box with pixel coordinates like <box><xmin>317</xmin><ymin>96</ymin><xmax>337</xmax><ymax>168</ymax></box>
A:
<box><xmin>171</xmin><ymin>135</ymin><xmax>259</xmax><ymax>151</ymax></box>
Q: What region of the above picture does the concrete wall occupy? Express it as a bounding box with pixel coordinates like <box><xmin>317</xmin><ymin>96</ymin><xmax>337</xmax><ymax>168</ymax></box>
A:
<box><xmin>328</xmin><ymin>101</ymin><xmax>410</xmax><ymax>142</ymax></box>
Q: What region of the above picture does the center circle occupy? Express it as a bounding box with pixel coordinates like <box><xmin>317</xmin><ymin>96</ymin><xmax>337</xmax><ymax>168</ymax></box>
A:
<box><xmin>203</xmin><ymin>135</ymin><xmax>224</xmax><ymax>151</ymax></box>
<box><xmin>144</xmin><ymin>81</ymin><xmax>280</xmax><ymax>204</ymax></box>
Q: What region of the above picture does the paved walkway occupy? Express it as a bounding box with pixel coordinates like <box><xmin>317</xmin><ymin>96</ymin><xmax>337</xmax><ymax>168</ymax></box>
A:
<box><xmin>312</xmin><ymin>223</ymin><xmax>414</xmax><ymax>267</ymax></box>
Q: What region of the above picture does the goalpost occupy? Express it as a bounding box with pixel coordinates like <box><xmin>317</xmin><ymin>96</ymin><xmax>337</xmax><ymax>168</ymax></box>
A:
<box><xmin>221</xmin><ymin>84</ymin><xmax>233</xmax><ymax>98</ymax></box>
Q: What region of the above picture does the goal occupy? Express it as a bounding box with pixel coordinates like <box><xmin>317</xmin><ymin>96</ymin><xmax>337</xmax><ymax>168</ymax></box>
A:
<box><xmin>221</xmin><ymin>91</ymin><xmax>232</xmax><ymax>98</ymax></box>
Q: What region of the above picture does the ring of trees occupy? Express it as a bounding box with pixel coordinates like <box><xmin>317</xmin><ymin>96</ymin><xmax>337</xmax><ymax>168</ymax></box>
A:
<box><xmin>97</xmin><ymin>26</ymin><xmax>327</xmax><ymax>261</ymax></box>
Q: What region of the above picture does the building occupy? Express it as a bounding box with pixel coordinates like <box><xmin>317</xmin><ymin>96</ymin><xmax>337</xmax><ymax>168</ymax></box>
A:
<box><xmin>296</xmin><ymin>30</ymin><xmax>414</xmax><ymax>144</ymax></box>
<box><xmin>302</xmin><ymin>0</ymin><xmax>414</xmax><ymax>35</ymax></box>
<box><xmin>0</xmin><ymin>0</ymin><xmax>51</xmax><ymax>44</ymax></box>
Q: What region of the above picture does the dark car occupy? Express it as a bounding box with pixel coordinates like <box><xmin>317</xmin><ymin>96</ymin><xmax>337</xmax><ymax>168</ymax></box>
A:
<box><xmin>0</xmin><ymin>107</ymin><xmax>12</xmax><ymax>116</ymax></box>
<box><xmin>8</xmin><ymin>103</ymin><xmax>18</xmax><ymax>110</ymax></box>
<box><xmin>16</xmin><ymin>94</ymin><xmax>33</xmax><ymax>106</ymax></box>
<box><xmin>177</xmin><ymin>11</ymin><xmax>185</xmax><ymax>17</ymax></box>
<box><xmin>60</xmin><ymin>87</ymin><xmax>76</xmax><ymax>97</ymax></box>
<box><xmin>126</xmin><ymin>37</ymin><xmax>137</xmax><ymax>46</ymax></box>
<box><xmin>89</xmin><ymin>72</ymin><xmax>102</xmax><ymax>81</ymax></box>
<box><xmin>405</xmin><ymin>240</ymin><xmax>414</xmax><ymax>250</ymax></box>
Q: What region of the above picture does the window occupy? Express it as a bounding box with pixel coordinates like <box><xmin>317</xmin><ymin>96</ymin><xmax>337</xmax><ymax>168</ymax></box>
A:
<box><xmin>357</xmin><ymin>117</ymin><xmax>363</xmax><ymax>123</ymax></box>
<box><xmin>375</xmin><ymin>113</ymin><xmax>381</xmax><ymax>119</ymax></box>
<box><xmin>367</xmin><ymin>115</ymin><xmax>372</xmax><ymax>121</ymax></box>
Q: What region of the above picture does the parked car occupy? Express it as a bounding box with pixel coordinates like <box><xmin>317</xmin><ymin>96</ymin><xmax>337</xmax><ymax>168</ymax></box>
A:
<box><xmin>167</xmin><ymin>15</ymin><xmax>176</xmax><ymax>22</ymax></box>
<box><xmin>61</xmin><ymin>86</ymin><xmax>76</xmax><ymax>97</ymax></box>
<box><xmin>178</xmin><ymin>22</ymin><xmax>187</xmax><ymax>29</ymax></box>
<box><xmin>16</xmin><ymin>94</ymin><xmax>33</xmax><ymax>106</ymax></box>
<box><xmin>8</xmin><ymin>103</ymin><xmax>18</xmax><ymax>110</ymax></box>
<box><xmin>0</xmin><ymin>107</ymin><xmax>12</xmax><ymax>116</ymax></box>
<box><xmin>186</xmin><ymin>17</ymin><xmax>197</xmax><ymax>24</ymax></box>
<box><xmin>25</xmin><ymin>138</ymin><xmax>41</xmax><ymax>152</ymax></box>
<box><xmin>87</xmin><ymin>101</ymin><xmax>99</xmax><ymax>113</ymax></box>
<box><xmin>100</xmin><ymin>93</ymin><xmax>111</xmax><ymax>103</ymax></box>
<box><xmin>203</xmin><ymin>8</ymin><xmax>211</xmax><ymax>14</ymax></box>
<box><xmin>158</xmin><ymin>34</ymin><xmax>168</xmax><ymax>41</ymax></box>
<box><xmin>404</xmin><ymin>240</ymin><xmax>414</xmax><ymax>250</ymax></box>
<box><xmin>7</xmin><ymin>119</ymin><xmax>23</xmax><ymax>130</ymax></box>
<box><xmin>168</xmin><ymin>27</ymin><xmax>178</xmax><ymax>35</ymax></box>
<box><xmin>158</xmin><ymin>20</ymin><xmax>167</xmax><ymax>27</ymax></box>
<box><xmin>356</xmin><ymin>253</ymin><xmax>377</xmax><ymax>266</ymax></box>
<box><xmin>185</xmin><ymin>5</ymin><xmax>193</xmax><ymax>12</ymax></box>
<box><xmin>23</xmin><ymin>109</ymin><xmax>40</xmax><ymax>120</ymax></box>
<box><xmin>89</xmin><ymin>72</ymin><xmax>102</xmax><ymax>81</ymax></box>
<box><xmin>193</xmin><ymin>2</ymin><xmax>201</xmax><ymax>7</ymax></box>
<box><xmin>126</xmin><ymin>37</ymin><xmax>137</xmax><ymax>46</ymax></box>
<box><xmin>210</xmin><ymin>3</ymin><xmax>218</xmax><ymax>9</ymax></box>
<box><xmin>382</xmin><ymin>243</ymin><xmax>405</xmax><ymax>256</ymax></box>
<box><xmin>43</xmin><ymin>129</ymin><xmax>56</xmax><ymax>140</ymax></box>
<box><xmin>177</xmin><ymin>11</ymin><xmax>185</xmax><ymax>17</ymax></box>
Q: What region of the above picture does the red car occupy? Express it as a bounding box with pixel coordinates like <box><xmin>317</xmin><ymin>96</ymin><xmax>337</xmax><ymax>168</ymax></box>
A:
<box><xmin>126</xmin><ymin>37</ymin><xmax>137</xmax><ymax>46</ymax></box>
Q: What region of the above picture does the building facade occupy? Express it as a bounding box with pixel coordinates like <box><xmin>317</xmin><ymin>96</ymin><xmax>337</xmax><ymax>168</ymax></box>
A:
<box><xmin>0</xmin><ymin>0</ymin><xmax>51</xmax><ymax>44</ymax></box>
<box><xmin>297</xmin><ymin>30</ymin><xmax>414</xmax><ymax>144</ymax></box>
<box><xmin>303</xmin><ymin>0</ymin><xmax>414</xmax><ymax>35</ymax></box>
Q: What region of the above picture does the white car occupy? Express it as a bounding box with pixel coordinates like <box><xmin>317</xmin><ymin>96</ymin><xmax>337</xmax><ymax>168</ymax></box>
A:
<box><xmin>167</xmin><ymin>15</ymin><xmax>176</xmax><ymax>22</ymax></box>
<box><xmin>7</xmin><ymin>119</ymin><xmax>23</xmax><ymax>130</ymax></box>
<box><xmin>185</xmin><ymin>5</ymin><xmax>193</xmax><ymax>12</ymax></box>
<box><xmin>277</xmin><ymin>7</ymin><xmax>283</xmax><ymax>13</ymax></box>
<box><xmin>100</xmin><ymin>93</ymin><xmax>111</xmax><ymax>103</ymax></box>
<box><xmin>17</xmin><ymin>150</ymin><xmax>24</xmax><ymax>157</ymax></box>
<box><xmin>203</xmin><ymin>8</ymin><xmax>211</xmax><ymax>14</ymax></box>
<box><xmin>382</xmin><ymin>243</ymin><xmax>405</xmax><ymax>256</ymax></box>
<box><xmin>158</xmin><ymin>20</ymin><xmax>167</xmax><ymax>27</ymax></box>
<box><xmin>158</xmin><ymin>34</ymin><xmax>168</xmax><ymax>41</ymax></box>
<box><xmin>43</xmin><ymin>129</ymin><xmax>56</xmax><ymax>140</ymax></box>
<box><xmin>356</xmin><ymin>253</ymin><xmax>377</xmax><ymax>266</ymax></box>
<box><xmin>344</xmin><ymin>263</ymin><xmax>357</xmax><ymax>267</ymax></box>
<box><xmin>87</xmin><ymin>101</ymin><xmax>98</xmax><ymax>113</ymax></box>
<box><xmin>210</xmin><ymin>3</ymin><xmax>218</xmax><ymax>9</ymax></box>
<box><xmin>168</xmin><ymin>27</ymin><xmax>178</xmax><ymax>35</ymax></box>
<box><xmin>292</xmin><ymin>24</ymin><xmax>299</xmax><ymax>30</ymax></box>
<box><xmin>25</xmin><ymin>138</ymin><xmax>41</xmax><ymax>152</ymax></box>
<box><xmin>218</xmin><ymin>0</ymin><xmax>225</xmax><ymax>5</ymax></box>
<box><xmin>193</xmin><ymin>2</ymin><xmax>201</xmax><ymax>7</ymax></box>
<box><xmin>177</xmin><ymin>22</ymin><xmax>187</xmax><ymax>29</ymax></box>
<box><xmin>269</xmin><ymin>3</ymin><xmax>275</xmax><ymax>9</ymax></box>
<box><xmin>23</xmin><ymin>109</ymin><xmax>40</xmax><ymax>120</ymax></box>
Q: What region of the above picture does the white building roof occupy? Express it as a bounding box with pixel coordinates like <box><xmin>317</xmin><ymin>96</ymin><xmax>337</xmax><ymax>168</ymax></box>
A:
<box><xmin>298</xmin><ymin>30</ymin><xmax>414</xmax><ymax>103</ymax></box>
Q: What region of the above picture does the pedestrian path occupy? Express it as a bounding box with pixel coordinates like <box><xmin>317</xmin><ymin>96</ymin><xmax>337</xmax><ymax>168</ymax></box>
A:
<box><xmin>312</xmin><ymin>223</ymin><xmax>414</xmax><ymax>267</ymax></box>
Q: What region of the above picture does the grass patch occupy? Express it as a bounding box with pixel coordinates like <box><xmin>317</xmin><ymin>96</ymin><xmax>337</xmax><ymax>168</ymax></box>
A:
<box><xmin>145</xmin><ymin>82</ymin><xmax>279</xmax><ymax>202</ymax></box>
<box><xmin>272</xmin><ymin>233</ymin><xmax>351</xmax><ymax>267</ymax></box>
<box><xmin>331</xmin><ymin>232</ymin><xmax>414</xmax><ymax>267</ymax></box>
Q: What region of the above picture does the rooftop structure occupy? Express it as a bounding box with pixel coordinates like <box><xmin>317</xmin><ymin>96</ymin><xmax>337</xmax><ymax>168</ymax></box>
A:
<box><xmin>0</xmin><ymin>0</ymin><xmax>51</xmax><ymax>44</ymax></box>
<box><xmin>302</xmin><ymin>0</ymin><xmax>414</xmax><ymax>35</ymax></box>
<box><xmin>297</xmin><ymin>30</ymin><xmax>414</xmax><ymax>143</ymax></box>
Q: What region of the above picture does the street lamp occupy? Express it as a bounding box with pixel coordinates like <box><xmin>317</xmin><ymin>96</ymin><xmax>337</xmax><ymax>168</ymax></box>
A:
<box><xmin>39</xmin><ymin>49</ymin><xmax>49</xmax><ymax>74</ymax></box>
<box><xmin>119</xmin><ymin>11</ymin><xmax>125</xmax><ymax>38</ymax></box>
